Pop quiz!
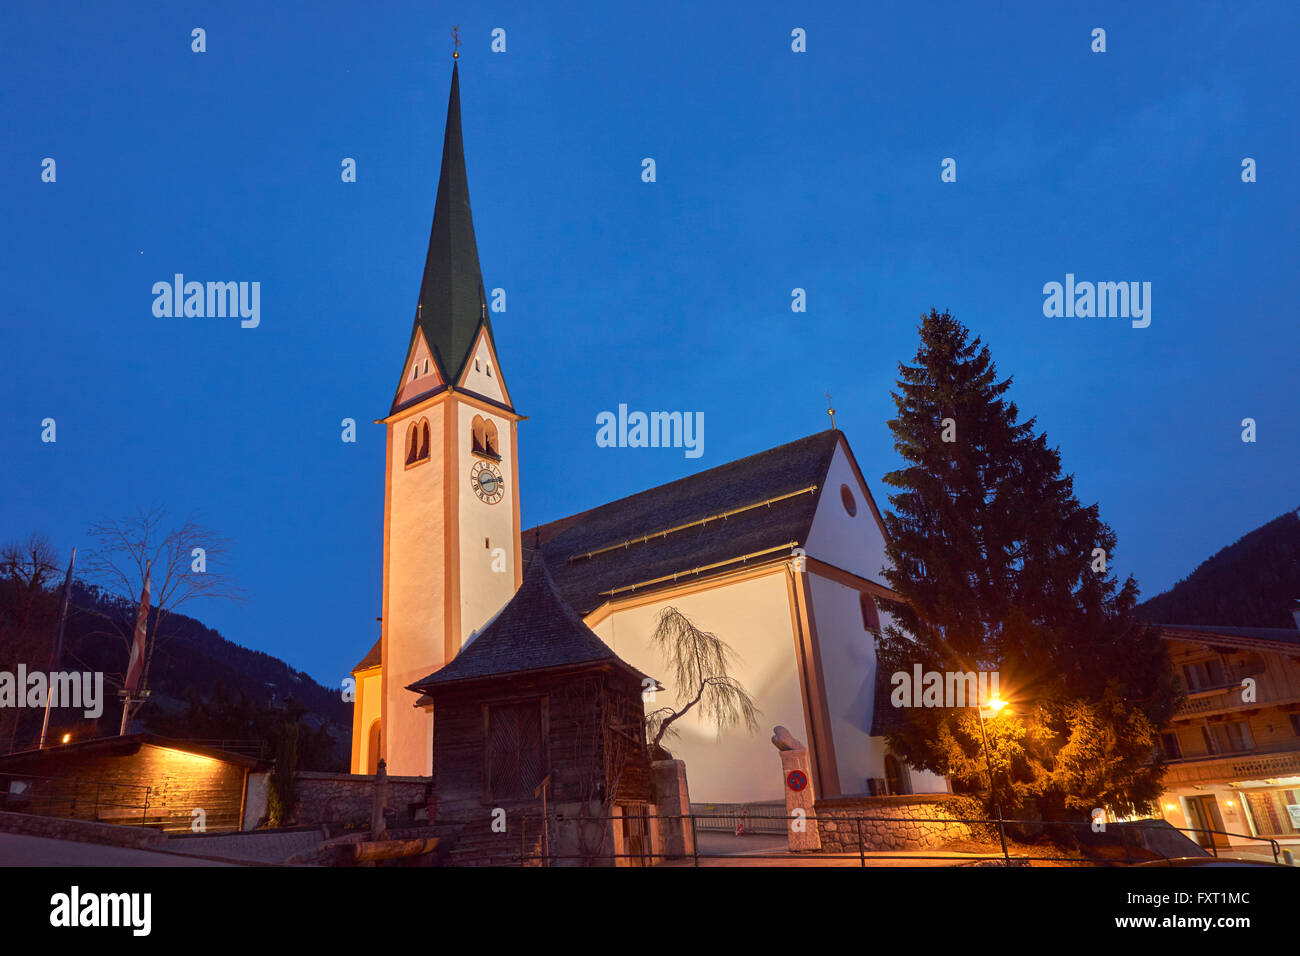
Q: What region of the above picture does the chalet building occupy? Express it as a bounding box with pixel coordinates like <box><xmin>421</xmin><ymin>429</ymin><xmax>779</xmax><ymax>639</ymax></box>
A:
<box><xmin>348</xmin><ymin>58</ymin><xmax>947</xmax><ymax>805</ymax></box>
<box><xmin>0</xmin><ymin>733</ymin><xmax>270</xmax><ymax>833</ymax></box>
<box><xmin>409</xmin><ymin>555</ymin><xmax>658</xmax><ymax>865</ymax></box>
<box><xmin>1154</xmin><ymin>608</ymin><xmax>1300</xmax><ymax>852</ymax></box>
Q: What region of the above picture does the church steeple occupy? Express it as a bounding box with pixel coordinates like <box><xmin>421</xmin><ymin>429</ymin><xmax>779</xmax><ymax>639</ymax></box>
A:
<box><xmin>401</xmin><ymin>60</ymin><xmax>494</xmax><ymax>403</ymax></box>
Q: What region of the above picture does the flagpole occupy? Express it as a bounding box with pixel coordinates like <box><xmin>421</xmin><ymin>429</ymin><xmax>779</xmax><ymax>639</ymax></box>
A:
<box><xmin>39</xmin><ymin>547</ymin><xmax>76</xmax><ymax>750</ymax></box>
<box><xmin>120</xmin><ymin>560</ymin><xmax>152</xmax><ymax>736</ymax></box>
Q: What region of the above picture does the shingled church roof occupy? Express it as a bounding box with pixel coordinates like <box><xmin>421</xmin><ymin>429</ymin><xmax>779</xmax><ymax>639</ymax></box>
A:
<box><xmin>526</xmin><ymin>430</ymin><xmax>844</xmax><ymax>616</ymax></box>
<box><xmin>408</xmin><ymin>554</ymin><xmax>652</xmax><ymax>693</ymax></box>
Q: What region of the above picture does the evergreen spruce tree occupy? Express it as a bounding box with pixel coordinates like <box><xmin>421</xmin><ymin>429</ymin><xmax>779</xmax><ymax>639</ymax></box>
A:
<box><xmin>877</xmin><ymin>309</ymin><xmax>1177</xmax><ymax>822</ymax></box>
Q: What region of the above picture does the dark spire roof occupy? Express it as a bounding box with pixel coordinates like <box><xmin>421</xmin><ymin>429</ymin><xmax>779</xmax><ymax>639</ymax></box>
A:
<box><xmin>408</xmin><ymin>554</ymin><xmax>652</xmax><ymax>693</ymax></box>
<box><xmin>401</xmin><ymin>61</ymin><xmax>495</xmax><ymax>399</ymax></box>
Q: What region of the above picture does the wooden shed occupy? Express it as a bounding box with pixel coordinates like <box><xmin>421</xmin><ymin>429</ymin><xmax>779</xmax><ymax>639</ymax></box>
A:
<box><xmin>0</xmin><ymin>733</ymin><xmax>269</xmax><ymax>833</ymax></box>
<box><xmin>409</xmin><ymin>556</ymin><xmax>660</xmax><ymax>866</ymax></box>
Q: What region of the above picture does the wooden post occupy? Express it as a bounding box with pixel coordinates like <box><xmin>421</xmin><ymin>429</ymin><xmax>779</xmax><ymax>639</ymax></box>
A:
<box><xmin>371</xmin><ymin>758</ymin><xmax>388</xmax><ymax>839</ymax></box>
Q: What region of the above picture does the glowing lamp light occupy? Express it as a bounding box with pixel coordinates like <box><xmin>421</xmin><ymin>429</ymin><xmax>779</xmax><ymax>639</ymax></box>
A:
<box><xmin>980</xmin><ymin>696</ymin><xmax>1009</xmax><ymax>718</ymax></box>
<box><xmin>60</xmin><ymin>734</ymin><xmax>70</xmax><ymax>744</ymax></box>
<box><xmin>1165</xmin><ymin>804</ymin><xmax>1176</xmax><ymax>812</ymax></box>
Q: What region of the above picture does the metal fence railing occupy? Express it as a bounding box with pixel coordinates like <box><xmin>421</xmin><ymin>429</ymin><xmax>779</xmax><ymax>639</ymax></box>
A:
<box><xmin>433</xmin><ymin>809</ymin><xmax>1290</xmax><ymax>868</ymax></box>
<box><xmin>688</xmin><ymin>802</ymin><xmax>789</xmax><ymax>834</ymax></box>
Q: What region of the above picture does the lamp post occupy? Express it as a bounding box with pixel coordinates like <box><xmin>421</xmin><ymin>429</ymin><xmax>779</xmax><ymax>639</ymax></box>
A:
<box><xmin>977</xmin><ymin>696</ymin><xmax>1011</xmax><ymax>865</ymax></box>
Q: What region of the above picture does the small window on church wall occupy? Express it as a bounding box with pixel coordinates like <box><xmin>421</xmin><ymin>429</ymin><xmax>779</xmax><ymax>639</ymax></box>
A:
<box><xmin>475</xmin><ymin>358</ymin><xmax>482</xmax><ymax>372</ymax></box>
<box><xmin>419</xmin><ymin>421</ymin><xmax>430</xmax><ymax>460</ymax></box>
<box><xmin>406</xmin><ymin>424</ymin><xmax>418</xmax><ymax>465</ymax></box>
<box><xmin>472</xmin><ymin>416</ymin><xmax>487</xmax><ymax>455</ymax></box>
<box><xmin>485</xmin><ymin>420</ymin><xmax>499</xmax><ymax>457</ymax></box>
<box><xmin>487</xmin><ymin>363</ymin><xmax>492</xmax><ymax>377</ymax></box>
<box><xmin>423</xmin><ymin>359</ymin><xmax>430</xmax><ymax>375</ymax></box>
<box><xmin>840</xmin><ymin>484</ymin><xmax>857</xmax><ymax>516</ymax></box>
<box><xmin>860</xmin><ymin>593</ymin><xmax>880</xmax><ymax>634</ymax></box>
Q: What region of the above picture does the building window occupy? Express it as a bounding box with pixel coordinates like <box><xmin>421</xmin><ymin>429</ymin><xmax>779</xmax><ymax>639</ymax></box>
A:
<box><xmin>1183</xmin><ymin>658</ymin><xmax>1227</xmax><ymax>691</ymax></box>
<box><xmin>406</xmin><ymin>419</ymin><xmax>430</xmax><ymax>466</ymax></box>
<box><xmin>860</xmin><ymin>593</ymin><xmax>880</xmax><ymax>634</ymax></box>
<box><xmin>423</xmin><ymin>359</ymin><xmax>430</xmax><ymax>375</ymax></box>
<box><xmin>840</xmin><ymin>484</ymin><xmax>857</xmax><ymax>516</ymax></box>
<box><xmin>485</xmin><ymin>700</ymin><xmax>546</xmax><ymax>802</ymax></box>
<box><xmin>471</xmin><ymin>415</ymin><xmax>500</xmax><ymax>459</ymax></box>
<box><xmin>475</xmin><ymin>358</ymin><xmax>482</xmax><ymax>372</ymax></box>
<box><xmin>487</xmin><ymin>363</ymin><xmax>493</xmax><ymax>377</ymax></box>
<box><xmin>366</xmin><ymin>719</ymin><xmax>381</xmax><ymax>775</ymax></box>
<box><xmin>1160</xmin><ymin>732</ymin><xmax>1182</xmax><ymax>759</ymax></box>
<box><xmin>1290</xmin><ymin>714</ymin><xmax>1300</xmax><ymax>737</ymax></box>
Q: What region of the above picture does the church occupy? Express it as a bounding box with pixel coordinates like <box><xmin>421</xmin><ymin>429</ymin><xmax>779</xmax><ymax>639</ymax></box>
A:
<box><xmin>348</xmin><ymin>60</ymin><xmax>947</xmax><ymax>805</ymax></box>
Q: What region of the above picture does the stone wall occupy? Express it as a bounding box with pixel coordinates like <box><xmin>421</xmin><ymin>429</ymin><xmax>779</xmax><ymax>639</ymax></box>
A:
<box><xmin>814</xmin><ymin>794</ymin><xmax>990</xmax><ymax>853</ymax></box>
<box><xmin>293</xmin><ymin>771</ymin><xmax>430</xmax><ymax>827</ymax></box>
<box><xmin>0</xmin><ymin>809</ymin><xmax>167</xmax><ymax>849</ymax></box>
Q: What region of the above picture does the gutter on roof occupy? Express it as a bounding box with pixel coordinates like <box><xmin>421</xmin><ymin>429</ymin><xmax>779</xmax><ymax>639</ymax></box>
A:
<box><xmin>598</xmin><ymin>541</ymin><xmax>800</xmax><ymax>597</ymax></box>
<box><xmin>569</xmin><ymin>486</ymin><xmax>819</xmax><ymax>563</ymax></box>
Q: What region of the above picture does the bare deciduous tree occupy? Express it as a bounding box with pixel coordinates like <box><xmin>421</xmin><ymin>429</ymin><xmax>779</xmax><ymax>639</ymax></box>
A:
<box><xmin>0</xmin><ymin>533</ymin><xmax>62</xmax><ymax>750</ymax></box>
<box><xmin>644</xmin><ymin>606</ymin><xmax>760</xmax><ymax>758</ymax></box>
<box><xmin>82</xmin><ymin>506</ymin><xmax>244</xmax><ymax>698</ymax></box>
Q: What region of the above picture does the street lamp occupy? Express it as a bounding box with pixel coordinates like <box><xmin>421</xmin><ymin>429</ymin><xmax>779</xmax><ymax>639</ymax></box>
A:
<box><xmin>977</xmin><ymin>696</ymin><xmax>1011</xmax><ymax>865</ymax></box>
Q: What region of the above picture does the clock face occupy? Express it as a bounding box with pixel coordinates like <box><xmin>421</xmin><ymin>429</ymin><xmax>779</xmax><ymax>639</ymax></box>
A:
<box><xmin>470</xmin><ymin>460</ymin><xmax>505</xmax><ymax>505</ymax></box>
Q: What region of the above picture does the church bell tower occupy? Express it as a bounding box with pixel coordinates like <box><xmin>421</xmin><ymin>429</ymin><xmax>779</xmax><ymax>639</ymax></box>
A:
<box><xmin>378</xmin><ymin>60</ymin><xmax>522</xmax><ymax>776</ymax></box>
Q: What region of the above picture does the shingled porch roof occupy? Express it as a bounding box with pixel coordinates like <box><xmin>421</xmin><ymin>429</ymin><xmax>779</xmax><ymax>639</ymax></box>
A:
<box><xmin>408</xmin><ymin>555</ymin><xmax>653</xmax><ymax>694</ymax></box>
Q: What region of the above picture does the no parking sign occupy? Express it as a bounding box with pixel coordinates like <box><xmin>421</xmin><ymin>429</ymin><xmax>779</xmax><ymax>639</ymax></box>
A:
<box><xmin>786</xmin><ymin>769</ymin><xmax>808</xmax><ymax>792</ymax></box>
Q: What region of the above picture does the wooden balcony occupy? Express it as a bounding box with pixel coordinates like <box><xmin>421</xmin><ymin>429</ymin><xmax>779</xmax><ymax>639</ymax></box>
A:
<box><xmin>1171</xmin><ymin>673</ymin><xmax>1300</xmax><ymax>720</ymax></box>
<box><xmin>1162</xmin><ymin>746</ymin><xmax>1300</xmax><ymax>787</ymax></box>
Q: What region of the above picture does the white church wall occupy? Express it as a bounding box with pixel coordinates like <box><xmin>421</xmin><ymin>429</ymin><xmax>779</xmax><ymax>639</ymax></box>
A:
<box><xmin>804</xmin><ymin>440</ymin><xmax>949</xmax><ymax>796</ymax></box>
<box><xmin>457</xmin><ymin>401</ymin><xmax>518</xmax><ymax>644</ymax></box>
<box><xmin>589</xmin><ymin>569</ymin><xmax>805</xmax><ymax>804</ymax></box>
<box><xmin>803</xmin><ymin>442</ymin><xmax>889</xmax><ymax>581</ymax></box>
<box><xmin>350</xmin><ymin>668</ymin><xmax>382</xmax><ymax>774</ymax></box>
<box><xmin>806</xmin><ymin>571</ymin><xmax>889</xmax><ymax>795</ymax></box>
<box><xmin>384</xmin><ymin>406</ymin><xmax>447</xmax><ymax>777</ymax></box>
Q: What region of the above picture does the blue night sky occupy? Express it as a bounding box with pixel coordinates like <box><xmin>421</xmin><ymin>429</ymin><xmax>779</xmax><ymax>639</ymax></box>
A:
<box><xmin>3</xmin><ymin>2</ymin><xmax>1297</xmax><ymax>689</ymax></box>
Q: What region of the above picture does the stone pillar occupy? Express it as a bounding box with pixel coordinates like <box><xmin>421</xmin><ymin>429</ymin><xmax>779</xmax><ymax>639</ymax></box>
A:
<box><xmin>650</xmin><ymin>759</ymin><xmax>694</xmax><ymax>859</ymax></box>
<box><xmin>772</xmin><ymin>726</ymin><xmax>820</xmax><ymax>851</ymax></box>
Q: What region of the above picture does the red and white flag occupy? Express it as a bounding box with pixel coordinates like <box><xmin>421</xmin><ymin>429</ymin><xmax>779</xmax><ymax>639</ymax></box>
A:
<box><xmin>124</xmin><ymin>562</ymin><xmax>151</xmax><ymax>696</ymax></box>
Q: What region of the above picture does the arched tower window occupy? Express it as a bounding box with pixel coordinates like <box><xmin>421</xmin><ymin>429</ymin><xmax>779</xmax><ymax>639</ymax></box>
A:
<box><xmin>471</xmin><ymin>415</ymin><xmax>499</xmax><ymax>459</ymax></box>
<box><xmin>406</xmin><ymin>423</ymin><xmax>419</xmax><ymax>465</ymax></box>
<box><xmin>405</xmin><ymin>419</ymin><xmax>430</xmax><ymax>466</ymax></box>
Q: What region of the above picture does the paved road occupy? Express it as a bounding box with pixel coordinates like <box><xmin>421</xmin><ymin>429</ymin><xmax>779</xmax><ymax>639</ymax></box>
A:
<box><xmin>167</xmin><ymin>829</ymin><xmax>322</xmax><ymax>864</ymax></box>
<box><xmin>0</xmin><ymin>833</ymin><xmax>237</xmax><ymax>867</ymax></box>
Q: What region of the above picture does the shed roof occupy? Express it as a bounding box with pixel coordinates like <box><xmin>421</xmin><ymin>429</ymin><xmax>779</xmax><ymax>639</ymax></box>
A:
<box><xmin>409</xmin><ymin>554</ymin><xmax>652</xmax><ymax>693</ymax></box>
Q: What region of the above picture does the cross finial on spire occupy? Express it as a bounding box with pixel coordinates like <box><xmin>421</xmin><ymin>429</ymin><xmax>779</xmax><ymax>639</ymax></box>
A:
<box><xmin>451</xmin><ymin>24</ymin><xmax>461</xmax><ymax>59</ymax></box>
<box><xmin>825</xmin><ymin>391</ymin><xmax>836</xmax><ymax>430</ymax></box>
